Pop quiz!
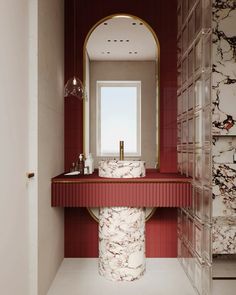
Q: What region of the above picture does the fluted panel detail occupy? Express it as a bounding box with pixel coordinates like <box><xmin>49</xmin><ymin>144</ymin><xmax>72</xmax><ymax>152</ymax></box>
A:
<box><xmin>52</xmin><ymin>180</ymin><xmax>191</xmax><ymax>207</ymax></box>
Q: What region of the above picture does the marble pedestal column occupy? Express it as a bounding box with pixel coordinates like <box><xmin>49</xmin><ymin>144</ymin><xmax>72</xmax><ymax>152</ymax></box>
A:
<box><xmin>99</xmin><ymin>207</ymin><xmax>145</xmax><ymax>281</ymax></box>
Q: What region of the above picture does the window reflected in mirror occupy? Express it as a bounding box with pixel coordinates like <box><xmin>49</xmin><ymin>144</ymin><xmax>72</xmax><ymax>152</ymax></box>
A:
<box><xmin>97</xmin><ymin>81</ymin><xmax>141</xmax><ymax>156</ymax></box>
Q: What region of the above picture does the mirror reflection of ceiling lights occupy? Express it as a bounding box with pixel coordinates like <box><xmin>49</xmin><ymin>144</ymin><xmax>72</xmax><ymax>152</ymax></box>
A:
<box><xmin>87</xmin><ymin>17</ymin><xmax>157</xmax><ymax>61</ymax></box>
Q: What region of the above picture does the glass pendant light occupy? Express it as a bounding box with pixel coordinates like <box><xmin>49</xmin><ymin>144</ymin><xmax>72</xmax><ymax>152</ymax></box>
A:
<box><xmin>64</xmin><ymin>0</ymin><xmax>84</xmax><ymax>100</ymax></box>
<box><xmin>64</xmin><ymin>76</ymin><xmax>84</xmax><ymax>99</ymax></box>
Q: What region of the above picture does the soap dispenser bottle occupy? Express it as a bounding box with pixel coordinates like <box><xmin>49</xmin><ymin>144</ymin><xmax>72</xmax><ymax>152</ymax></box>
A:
<box><xmin>78</xmin><ymin>154</ymin><xmax>84</xmax><ymax>175</ymax></box>
<box><xmin>85</xmin><ymin>153</ymin><xmax>94</xmax><ymax>174</ymax></box>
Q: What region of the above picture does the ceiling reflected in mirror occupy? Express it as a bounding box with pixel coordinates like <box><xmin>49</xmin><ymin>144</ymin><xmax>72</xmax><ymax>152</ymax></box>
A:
<box><xmin>86</xmin><ymin>16</ymin><xmax>157</xmax><ymax>61</ymax></box>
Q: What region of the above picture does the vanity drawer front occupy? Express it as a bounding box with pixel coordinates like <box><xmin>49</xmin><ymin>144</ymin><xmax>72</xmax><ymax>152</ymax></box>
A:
<box><xmin>52</xmin><ymin>179</ymin><xmax>192</xmax><ymax>207</ymax></box>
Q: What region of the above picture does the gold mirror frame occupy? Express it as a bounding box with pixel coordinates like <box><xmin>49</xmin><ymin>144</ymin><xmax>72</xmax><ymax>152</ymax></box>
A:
<box><xmin>83</xmin><ymin>14</ymin><xmax>160</xmax><ymax>222</ymax></box>
<box><xmin>83</xmin><ymin>13</ymin><xmax>160</xmax><ymax>165</ymax></box>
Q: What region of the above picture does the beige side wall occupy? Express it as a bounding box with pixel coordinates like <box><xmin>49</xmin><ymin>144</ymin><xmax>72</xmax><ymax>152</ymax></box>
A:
<box><xmin>38</xmin><ymin>0</ymin><xmax>64</xmax><ymax>294</ymax></box>
<box><xmin>90</xmin><ymin>61</ymin><xmax>157</xmax><ymax>168</ymax></box>
<box><xmin>0</xmin><ymin>1</ymin><xmax>34</xmax><ymax>294</ymax></box>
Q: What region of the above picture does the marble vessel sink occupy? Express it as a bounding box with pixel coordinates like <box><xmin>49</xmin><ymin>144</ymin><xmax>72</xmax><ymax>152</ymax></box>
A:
<box><xmin>98</xmin><ymin>160</ymin><xmax>146</xmax><ymax>178</ymax></box>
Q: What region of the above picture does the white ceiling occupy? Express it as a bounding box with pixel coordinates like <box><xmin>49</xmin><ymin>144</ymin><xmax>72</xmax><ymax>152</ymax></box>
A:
<box><xmin>86</xmin><ymin>16</ymin><xmax>158</xmax><ymax>61</ymax></box>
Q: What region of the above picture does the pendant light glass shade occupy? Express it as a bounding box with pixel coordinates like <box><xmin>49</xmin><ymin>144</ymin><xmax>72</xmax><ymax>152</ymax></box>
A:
<box><xmin>64</xmin><ymin>76</ymin><xmax>84</xmax><ymax>99</ymax></box>
<box><xmin>64</xmin><ymin>0</ymin><xmax>84</xmax><ymax>100</ymax></box>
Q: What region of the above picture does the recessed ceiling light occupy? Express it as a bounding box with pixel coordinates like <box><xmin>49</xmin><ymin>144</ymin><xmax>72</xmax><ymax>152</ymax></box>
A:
<box><xmin>114</xmin><ymin>39</ymin><xmax>117</xmax><ymax>42</ymax></box>
<box><xmin>107</xmin><ymin>39</ymin><xmax>111</xmax><ymax>42</ymax></box>
<box><xmin>104</xmin><ymin>22</ymin><xmax>108</xmax><ymax>25</ymax></box>
<box><xmin>132</xmin><ymin>22</ymin><xmax>136</xmax><ymax>25</ymax></box>
<box><xmin>139</xmin><ymin>22</ymin><xmax>143</xmax><ymax>25</ymax></box>
<box><xmin>129</xmin><ymin>52</ymin><xmax>132</xmax><ymax>54</ymax></box>
<box><xmin>120</xmin><ymin>40</ymin><xmax>123</xmax><ymax>42</ymax></box>
<box><xmin>126</xmin><ymin>40</ymin><xmax>129</xmax><ymax>42</ymax></box>
<box><xmin>134</xmin><ymin>52</ymin><xmax>138</xmax><ymax>54</ymax></box>
<box><xmin>107</xmin><ymin>51</ymin><xmax>110</xmax><ymax>54</ymax></box>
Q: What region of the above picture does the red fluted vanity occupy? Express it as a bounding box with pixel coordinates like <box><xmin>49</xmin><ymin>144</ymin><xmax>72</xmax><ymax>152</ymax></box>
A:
<box><xmin>51</xmin><ymin>169</ymin><xmax>192</xmax><ymax>208</ymax></box>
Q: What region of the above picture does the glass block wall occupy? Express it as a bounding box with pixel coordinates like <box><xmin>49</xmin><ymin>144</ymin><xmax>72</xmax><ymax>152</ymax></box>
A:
<box><xmin>177</xmin><ymin>0</ymin><xmax>236</xmax><ymax>293</ymax></box>
<box><xmin>177</xmin><ymin>0</ymin><xmax>213</xmax><ymax>294</ymax></box>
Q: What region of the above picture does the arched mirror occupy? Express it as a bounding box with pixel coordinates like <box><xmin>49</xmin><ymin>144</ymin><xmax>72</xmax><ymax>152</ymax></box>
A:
<box><xmin>83</xmin><ymin>14</ymin><xmax>160</xmax><ymax>222</ymax></box>
<box><xmin>83</xmin><ymin>14</ymin><xmax>160</xmax><ymax>169</ymax></box>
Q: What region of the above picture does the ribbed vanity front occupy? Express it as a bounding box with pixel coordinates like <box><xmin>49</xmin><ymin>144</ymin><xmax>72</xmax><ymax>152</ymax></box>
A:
<box><xmin>51</xmin><ymin>170</ymin><xmax>192</xmax><ymax>208</ymax></box>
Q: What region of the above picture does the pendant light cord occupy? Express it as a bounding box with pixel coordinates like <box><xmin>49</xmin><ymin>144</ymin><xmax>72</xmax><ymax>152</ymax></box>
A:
<box><xmin>73</xmin><ymin>0</ymin><xmax>76</xmax><ymax>76</ymax></box>
<box><xmin>64</xmin><ymin>0</ymin><xmax>84</xmax><ymax>99</ymax></box>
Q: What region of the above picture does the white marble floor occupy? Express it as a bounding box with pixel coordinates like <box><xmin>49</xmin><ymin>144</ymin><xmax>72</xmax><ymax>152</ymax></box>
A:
<box><xmin>47</xmin><ymin>258</ymin><xmax>196</xmax><ymax>295</ymax></box>
<box><xmin>47</xmin><ymin>258</ymin><xmax>236</xmax><ymax>295</ymax></box>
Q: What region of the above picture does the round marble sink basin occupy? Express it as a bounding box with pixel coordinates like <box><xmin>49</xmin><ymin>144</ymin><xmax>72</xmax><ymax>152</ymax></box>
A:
<box><xmin>98</xmin><ymin>160</ymin><xmax>146</xmax><ymax>178</ymax></box>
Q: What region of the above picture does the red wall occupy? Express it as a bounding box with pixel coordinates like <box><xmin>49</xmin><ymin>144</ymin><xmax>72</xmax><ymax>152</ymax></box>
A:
<box><xmin>65</xmin><ymin>208</ymin><xmax>177</xmax><ymax>258</ymax></box>
<box><xmin>64</xmin><ymin>0</ymin><xmax>178</xmax><ymax>257</ymax></box>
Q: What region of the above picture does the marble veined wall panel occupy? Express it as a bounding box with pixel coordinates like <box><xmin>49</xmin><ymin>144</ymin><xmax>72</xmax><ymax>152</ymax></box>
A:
<box><xmin>212</xmin><ymin>136</ymin><xmax>236</xmax><ymax>164</ymax></box>
<box><xmin>212</xmin><ymin>137</ymin><xmax>236</xmax><ymax>217</ymax></box>
<box><xmin>212</xmin><ymin>216</ymin><xmax>236</xmax><ymax>254</ymax></box>
<box><xmin>212</xmin><ymin>1</ymin><xmax>236</xmax><ymax>135</ymax></box>
<box><xmin>212</xmin><ymin>163</ymin><xmax>236</xmax><ymax>217</ymax></box>
<box><xmin>212</xmin><ymin>137</ymin><xmax>236</xmax><ymax>255</ymax></box>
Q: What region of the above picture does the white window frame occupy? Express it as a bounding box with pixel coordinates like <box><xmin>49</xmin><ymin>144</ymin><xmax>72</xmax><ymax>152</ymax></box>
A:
<box><xmin>96</xmin><ymin>81</ymin><xmax>141</xmax><ymax>157</ymax></box>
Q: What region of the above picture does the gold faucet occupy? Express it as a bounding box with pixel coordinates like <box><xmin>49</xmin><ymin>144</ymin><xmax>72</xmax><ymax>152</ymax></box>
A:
<box><xmin>119</xmin><ymin>141</ymin><xmax>124</xmax><ymax>160</ymax></box>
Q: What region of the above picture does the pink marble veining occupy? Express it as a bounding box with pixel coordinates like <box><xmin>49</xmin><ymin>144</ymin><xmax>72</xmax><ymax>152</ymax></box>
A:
<box><xmin>98</xmin><ymin>160</ymin><xmax>146</xmax><ymax>178</ymax></box>
<box><xmin>212</xmin><ymin>216</ymin><xmax>236</xmax><ymax>254</ymax></box>
<box><xmin>99</xmin><ymin>207</ymin><xmax>145</xmax><ymax>281</ymax></box>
